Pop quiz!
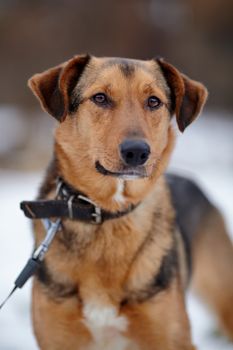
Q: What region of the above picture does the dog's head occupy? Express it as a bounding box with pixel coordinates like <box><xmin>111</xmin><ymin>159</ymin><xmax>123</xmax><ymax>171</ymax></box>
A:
<box><xmin>29</xmin><ymin>55</ymin><xmax>207</xmax><ymax>207</ymax></box>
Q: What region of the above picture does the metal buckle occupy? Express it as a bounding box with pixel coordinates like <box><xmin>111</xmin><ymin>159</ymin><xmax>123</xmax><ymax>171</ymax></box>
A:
<box><xmin>55</xmin><ymin>178</ymin><xmax>63</xmax><ymax>198</ymax></box>
<box><xmin>68</xmin><ymin>195</ymin><xmax>75</xmax><ymax>219</ymax></box>
<box><xmin>78</xmin><ymin>194</ymin><xmax>102</xmax><ymax>224</ymax></box>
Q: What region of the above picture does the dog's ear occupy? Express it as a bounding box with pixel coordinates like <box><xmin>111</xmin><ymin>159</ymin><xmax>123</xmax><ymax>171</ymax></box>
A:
<box><xmin>28</xmin><ymin>54</ymin><xmax>90</xmax><ymax>122</ymax></box>
<box><xmin>156</xmin><ymin>58</ymin><xmax>208</xmax><ymax>132</ymax></box>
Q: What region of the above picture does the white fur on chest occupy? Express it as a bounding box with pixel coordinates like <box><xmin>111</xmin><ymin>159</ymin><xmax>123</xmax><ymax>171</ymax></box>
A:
<box><xmin>83</xmin><ymin>303</ymin><xmax>130</xmax><ymax>350</ymax></box>
<box><xmin>113</xmin><ymin>179</ymin><xmax>125</xmax><ymax>204</ymax></box>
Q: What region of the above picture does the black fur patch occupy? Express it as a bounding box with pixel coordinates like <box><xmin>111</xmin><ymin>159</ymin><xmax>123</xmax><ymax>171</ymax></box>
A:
<box><xmin>122</xmin><ymin>242</ymin><xmax>178</xmax><ymax>305</ymax></box>
<box><xmin>119</xmin><ymin>61</ymin><xmax>135</xmax><ymax>77</ymax></box>
<box><xmin>36</xmin><ymin>260</ymin><xmax>78</xmax><ymax>301</ymax></box>
<box><xmin>69</xmin><ymin>92</ymin><xmax>83</xmax><ymax>114</ymax></box>
<box><xmin>165</xmin><ymin>173</ymin><xmax>211</xmax><ymax>276</ymax></box>
<box><xmin>103</xmin><ymin>58</ymin><xmax>136</xmax><ymax>78</ymax></box>
<box><xmin>152</xmin><ymin>244</ymin><xmax>178</xmax><ymax>292</ymax></box>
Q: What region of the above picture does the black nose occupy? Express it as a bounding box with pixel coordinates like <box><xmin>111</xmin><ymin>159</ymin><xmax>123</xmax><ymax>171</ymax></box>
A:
<box><xmin>120</xmin><ymin>139</ymin><xmax>150</xmax><ymax>167</ymax></box>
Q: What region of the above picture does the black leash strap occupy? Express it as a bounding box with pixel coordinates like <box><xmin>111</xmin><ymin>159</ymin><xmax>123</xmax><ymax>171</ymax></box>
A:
<box><xmin>0</xmin><ymin>219</ymin><xmax>61</xmax><ymax>310</ymax></box>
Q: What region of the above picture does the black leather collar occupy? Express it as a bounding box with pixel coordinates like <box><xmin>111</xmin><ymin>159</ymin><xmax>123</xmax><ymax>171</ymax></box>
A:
<box><xmin>20</xmin><ymin>177</ymin><xmax>138</xmax><ymax>224</ymax></box>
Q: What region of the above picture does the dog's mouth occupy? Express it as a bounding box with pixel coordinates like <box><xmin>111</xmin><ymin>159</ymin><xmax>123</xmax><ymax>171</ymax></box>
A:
<box><xmin>95</xmin><ymin>161</ymin><xmax>147</xmax><ymax>180</ymax></box>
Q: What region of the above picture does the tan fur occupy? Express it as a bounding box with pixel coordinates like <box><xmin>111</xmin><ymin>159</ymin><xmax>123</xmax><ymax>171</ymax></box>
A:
<box><xmin>28</xmin><ymin>55</ymin><xmax>209</xmax><ymax>349</ymax></box>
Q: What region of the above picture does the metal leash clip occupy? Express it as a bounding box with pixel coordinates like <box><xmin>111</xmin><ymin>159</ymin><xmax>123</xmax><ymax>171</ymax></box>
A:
<box><xmin>0</xmin><ymin>218</ymin><xmax>61</xmax><ymax>310</ymax></box>
<box><xmin>33</xmin><ymin>219</ymin><xmax>61</xmax><ymax>261</ymax></box>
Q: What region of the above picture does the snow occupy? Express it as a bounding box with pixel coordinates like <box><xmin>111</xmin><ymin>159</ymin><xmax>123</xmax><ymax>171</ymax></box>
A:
<box><xmin>0</xmin><ymin>106</ymin><xmax>27</xmax><ymax>155</ymax></box>
<box><xmin>0</xmin><ymin>111</ymin><xmax>232</xmax><ymax>349</ymax></box>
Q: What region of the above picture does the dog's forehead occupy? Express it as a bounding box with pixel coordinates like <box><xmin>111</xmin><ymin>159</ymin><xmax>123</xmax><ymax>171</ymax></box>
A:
<box><xmin>79</xmin><ymin>56</ymin><xmax>169</xmax><ymax>95</ymax></box>
<box><xmin>99</xmin><ymin>57</ymin><xmax>152</xmax><ymax>75</ymax></box>
<box><xmin>90</xmin><ymin>56</ymin><xmax>160</xmax><ymax>78</ymax></box>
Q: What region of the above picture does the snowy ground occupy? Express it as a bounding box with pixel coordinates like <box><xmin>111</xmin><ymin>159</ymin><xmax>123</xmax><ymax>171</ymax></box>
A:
<box><xmin>0</xmin><ymin>111</ymin><xmax>232</xmax><ymax>349</ymax></box>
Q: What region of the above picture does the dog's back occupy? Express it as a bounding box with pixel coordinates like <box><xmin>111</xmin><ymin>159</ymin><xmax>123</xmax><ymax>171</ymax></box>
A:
<box><xmin>167</xmin><ymin>174</ymin><xmax>233</xmax><ymax>340</ymax></box>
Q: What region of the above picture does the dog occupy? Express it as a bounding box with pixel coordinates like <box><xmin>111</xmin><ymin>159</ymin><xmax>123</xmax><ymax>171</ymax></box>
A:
<box><xmin>27</xmin><ymin>55</ymin><xmax>233</xmax><ymax>350</ymax></box>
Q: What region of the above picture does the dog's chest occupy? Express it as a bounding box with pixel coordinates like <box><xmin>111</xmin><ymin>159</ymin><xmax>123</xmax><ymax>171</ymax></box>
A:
<box><xmin>82</xmin><ymin>303</ymin><xmax>137</xmax><ymax>350</ymax></box>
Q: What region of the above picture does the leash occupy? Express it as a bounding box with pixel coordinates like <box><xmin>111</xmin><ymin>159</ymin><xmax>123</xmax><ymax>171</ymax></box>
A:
<box><xmin>0</xmin><ymin>177</ymin><xmax>138</xmax><ymax>309</ymax></box>
<box><xmin>0</xmin><ymin>219</ymin><xmax>61</xmax><ymax>310</ymax></box>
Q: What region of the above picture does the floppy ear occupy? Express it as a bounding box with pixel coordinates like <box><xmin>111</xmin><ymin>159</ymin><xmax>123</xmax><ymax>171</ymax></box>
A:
<box><xmin>156</xmin><ymin>58</ymin><xmax>208</xmax><ymax>132</ymax></box>
<box><xmin>28</xmin><ymin>54</ymin><xmax>90</xmax><ymax>122</ymax></box>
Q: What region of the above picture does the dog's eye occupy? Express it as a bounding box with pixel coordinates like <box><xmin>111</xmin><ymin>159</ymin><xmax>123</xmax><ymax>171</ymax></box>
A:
<box><xmin>147</xmin><ymin>96</ymin><xmax>162</xmax><ymax>110</ymax></box>
<box><xmin>92</xmin><ymin>93</ymin><xmax>108</xmax><ymax>106</ymax></box>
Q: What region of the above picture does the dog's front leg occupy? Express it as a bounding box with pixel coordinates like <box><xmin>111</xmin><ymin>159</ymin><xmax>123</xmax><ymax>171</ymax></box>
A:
<box><xmin>123</xmin><ymin>279</ymin><xmax>196</xmax><ymax>350</ymax></box>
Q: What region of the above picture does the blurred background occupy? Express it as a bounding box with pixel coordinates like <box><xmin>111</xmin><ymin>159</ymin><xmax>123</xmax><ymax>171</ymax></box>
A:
<box><xmin>0</xmin><ymin>1</ymin><xmax>232</xmax><ymax>349</ymax></box>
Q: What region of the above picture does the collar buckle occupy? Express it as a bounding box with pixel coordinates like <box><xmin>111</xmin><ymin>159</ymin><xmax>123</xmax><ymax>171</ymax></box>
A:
<box><xmin>78</xmin><ymin>194</ymin><xmax>102</xmax><ymax>224</ymax></box>
<box><xmin>67</xmin><ymin>195</ymin><xmax>75</xmax><ymax>219</ymax></box>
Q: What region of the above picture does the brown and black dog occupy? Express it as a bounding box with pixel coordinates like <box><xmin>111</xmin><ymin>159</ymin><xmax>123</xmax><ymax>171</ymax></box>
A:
<box><xmin>28</xmin><ymin>55</ymin><xmax>233</xmax><ymax>350</ymax></box>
